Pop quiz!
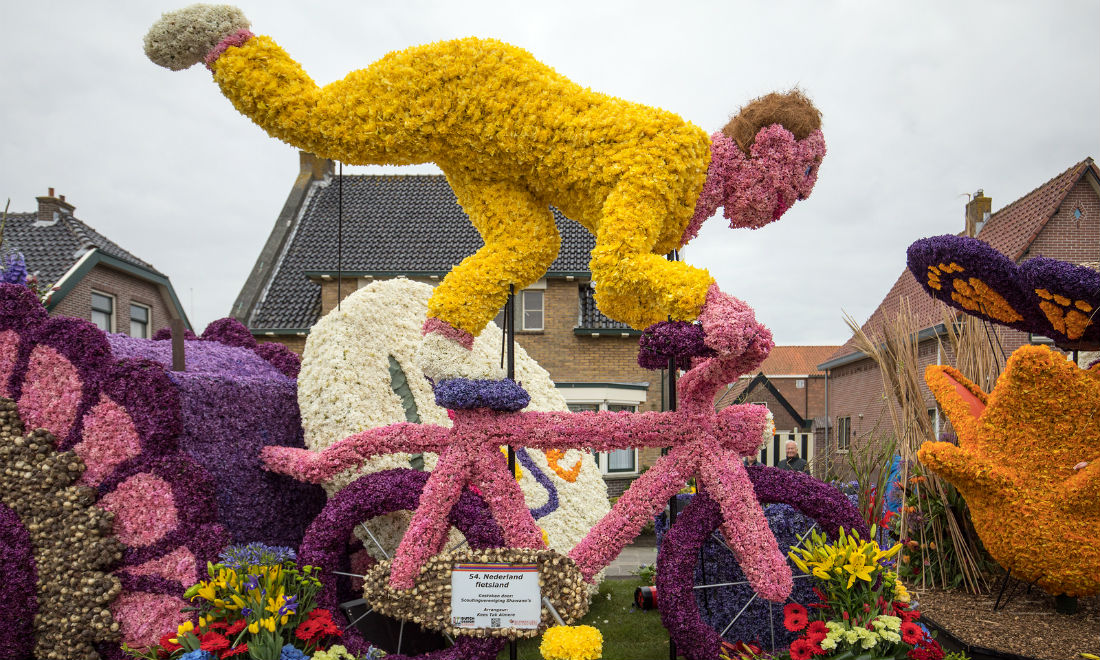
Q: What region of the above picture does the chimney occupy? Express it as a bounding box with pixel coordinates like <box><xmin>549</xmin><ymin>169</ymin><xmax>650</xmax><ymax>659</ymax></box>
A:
<box><xmin>965</xmin><ymin>189</ymin><xmax>991</xmax><ymax>237</ymax></box>
<box><xmin>299</xmin><ymin>151</ymin><xmax>334</xmax><ymax>181</ymax></box>
<box><xmin>35</xmin><ymin>188</ymin><xmax>76</xmax><ymax>224</ymax></box>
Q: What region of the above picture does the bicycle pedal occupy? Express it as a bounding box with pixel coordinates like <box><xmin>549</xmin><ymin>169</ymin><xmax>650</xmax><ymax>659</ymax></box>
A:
<box><xmin>432</xmin><ymin>377</ymin><xmax>530</xmax><ymax>412</ymax></box>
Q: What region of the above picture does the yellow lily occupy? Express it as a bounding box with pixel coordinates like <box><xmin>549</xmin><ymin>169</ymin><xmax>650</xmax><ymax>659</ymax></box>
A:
<box><xmin>812</xmin><ymin>555</ymin><xmax>836</xmax><ymax>581</ymax></box>
<box><xmin>844</xmin><ymin>552</ymin><xmax>874</xmax><ymax>588</ymax></box>
<box><xmin>229</xmin><ymin>594</ymin><xmax>246</xmax><ymax>610</ymax></box>
<box><xmin>193</xmin><ymin>581</ymin><xmax>217</xmax><ymax>602</ymax></box>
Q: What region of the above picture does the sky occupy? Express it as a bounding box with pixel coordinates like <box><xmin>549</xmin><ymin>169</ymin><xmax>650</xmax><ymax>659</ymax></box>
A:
<box><xmin>2</xmin><ymin>1</ymin><xmax>1098</xmax><ymax>345</ymax></box>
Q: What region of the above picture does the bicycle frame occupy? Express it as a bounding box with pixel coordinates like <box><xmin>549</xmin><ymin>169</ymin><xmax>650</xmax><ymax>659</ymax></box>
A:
<box><xmin>263</xmin><ymin>345</ymin><xmax>794</xmax><ymax>601</ymax></box>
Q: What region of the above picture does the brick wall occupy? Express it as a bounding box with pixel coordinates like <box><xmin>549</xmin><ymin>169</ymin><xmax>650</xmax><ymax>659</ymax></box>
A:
<box><xmin>1023</xmin><ymin>178</ymin><xmax>1100</xmax><ymax>264</ymax></box>
<box><xmin>50</xmin><ymin>263</ymin><xmax>177</xmax><ymax>337</ymax></box>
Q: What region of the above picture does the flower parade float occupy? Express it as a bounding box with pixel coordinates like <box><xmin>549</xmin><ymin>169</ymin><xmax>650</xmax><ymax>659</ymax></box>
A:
<box><xmin>0</xmin><ymin>283</ymin><xmax>324</xmax><ymax>657</ymax></box>
<box><xmin>144</xmin><ymin>6</ymin><xmax>845</xmax><ymax>659</ymax></box>
<box><xmin>907</xmin><ymin>235</ymin><xmax>1100</xmax><ymax>600</ymax></box>
<box><xmin>143</xmin><ymin>3</ymin><xmax>826</xmax><ymax>392</ymax></box>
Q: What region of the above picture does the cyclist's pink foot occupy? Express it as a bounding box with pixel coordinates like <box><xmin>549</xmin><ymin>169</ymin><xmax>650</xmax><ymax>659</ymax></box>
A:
<box><xmin>418</xmin><ymin>318</ymin><xmax>503</xmax><ymax>381</ymax></box>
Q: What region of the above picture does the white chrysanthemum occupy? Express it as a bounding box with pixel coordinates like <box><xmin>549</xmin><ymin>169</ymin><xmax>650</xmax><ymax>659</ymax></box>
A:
<box><xmin>299</xmin><ymin>279</ymin><xmax>609</xmax><ymax>576</ymax></box>
<box><xmin>144</xmin><ymin>4</ymin><xmax>250</xmax><ymax>70</ymax></box>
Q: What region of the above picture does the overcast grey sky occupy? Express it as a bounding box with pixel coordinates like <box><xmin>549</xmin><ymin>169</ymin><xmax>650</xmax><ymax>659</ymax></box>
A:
<box><xmin>2</xmin><ymin>1</ymin><xmax>1098</xmax><ymax>345</ymax></box>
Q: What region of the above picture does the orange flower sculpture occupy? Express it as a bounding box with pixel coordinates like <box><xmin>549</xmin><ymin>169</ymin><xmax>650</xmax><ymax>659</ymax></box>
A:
<box><xmin>920</xmin><ymin>345</ymin><xmax>1100</xmax><ymax>597</ymax></box>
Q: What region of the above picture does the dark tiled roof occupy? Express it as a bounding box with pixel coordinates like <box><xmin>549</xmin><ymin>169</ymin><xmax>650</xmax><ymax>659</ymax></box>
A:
<box><xmin>250</xmin><ymin>174</ymin><xmax>612</xmax><ymax>330</ymax></box>
<box><xmin>577</xmin><ymin>284</ymin><xmax>636</xmax><ymax>333</ymax></box>
<box><xmin>824</xmin><ymin>158</ymin><xmax>1099</xmax><ymax>366</ymax></box>
<box><xmin>1</xmin><ymin>211</ymin><xmax>161</xmax><ymax>286</ymax></box>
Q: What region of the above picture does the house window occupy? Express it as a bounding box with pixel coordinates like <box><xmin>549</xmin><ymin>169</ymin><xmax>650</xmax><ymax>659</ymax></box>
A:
<box><xmin>751</xmin><ymin>401</ymin><xmax>769</xmax><ymax>409</ymax></box>
<box><xmin>837</xmin><ymin>416</ymin><xmax>851</xmax><ymax>452</ymax></box>
<box><xmin>91</xmin><ymin>291</ymin><xmax>114</xmax><ymax>333</ymax></box>
<box><xmin>521</xmin><ymin>290</ymin><xmax>543</xmax><ymax>331</ymax></box>
<box><xmin>795</xmin><ymin>379</ymin><xmax>806</xmax><ymax>389</ymax></box>
<box><xmin>130</xmin><ymin>303</ymin><xmax>150</xmax><ymax>338</ymax></box>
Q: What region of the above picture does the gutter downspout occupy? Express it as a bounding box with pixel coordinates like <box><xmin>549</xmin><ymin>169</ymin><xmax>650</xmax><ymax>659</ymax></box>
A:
<box><xmin>823</xmin><ymin>368</ymin><xmax>830</xmax><ymax>479</ymax></box>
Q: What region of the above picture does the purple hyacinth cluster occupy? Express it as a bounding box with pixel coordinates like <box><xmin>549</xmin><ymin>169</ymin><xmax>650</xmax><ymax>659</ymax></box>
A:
<box><xmin>638</xmin><ymin>321</ymin><xmax>715</xmax><ymax>371</ymax></box>
<box><xmin>0</xmin><ymin>253</ymin><xmax>29</xmax><ymax>286</ymax></box>
<box><xmin>298</xmin><ymin>469</ymin><xmax>505</xmax><ymax>660</ymax></box>
<box><xmin>0</xmin><ymin>502</ymin><xmax>36</xmax><ymax>660</ymax></box>
<box><xmin>433</xmin><ymin>378</ymin><xmax>531</xmax><ymax>411</ymax></box>
<box><xmin>655</xmin><ymin>469</ymin><xmax>868</xmax><ymax>660</ymax></box>
<box><xmin>150</xmin><ymin>317</ymin><xmax>301</xmax><ymax>379</ymax></box>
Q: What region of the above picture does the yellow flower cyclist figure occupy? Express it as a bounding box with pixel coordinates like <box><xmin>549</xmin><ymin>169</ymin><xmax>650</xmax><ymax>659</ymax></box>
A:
<box><xmin>146</xmin><ymin>5</ymin><xmax>826</xmax><ymax>394</ymax></box>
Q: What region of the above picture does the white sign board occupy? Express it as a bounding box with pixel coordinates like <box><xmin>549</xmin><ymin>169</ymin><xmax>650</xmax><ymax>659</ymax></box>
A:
<box><xmin>450</xmin><ymin>563</ymin><xmax>541</xmax><ymax>630</ymax></box>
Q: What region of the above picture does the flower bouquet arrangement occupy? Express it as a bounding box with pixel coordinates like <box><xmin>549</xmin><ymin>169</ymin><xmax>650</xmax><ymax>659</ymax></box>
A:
<box><xmin>776</xmin><ymin>527</ymin><xmax>944</xmax><ymax>660</ymax></box>
<box><xmin>124</xmin><ymin>543</ymin><xmax>383</xmax><ymax>660</ymax></box>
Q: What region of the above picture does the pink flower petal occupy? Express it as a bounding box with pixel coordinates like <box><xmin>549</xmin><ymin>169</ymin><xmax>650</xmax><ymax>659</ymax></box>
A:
<box><xmin>19</xmin><ymin>344</ymin><xmax>81</xmax><ymax>441</ymax></box>
<box><xmin>99</xmin><ymin>472</ymin><xmax>178</xmax><ymax>547</ymax></box>
<box><xmin>111</xmin><ymin>591</ymin><xmax>191</xmax><ymax>648</ymax></box>
<box><xmin>124</xmin><ymin>545</ymin><xmax>198</xmax><ymax>585</ymax></box>
<box><xmin>73</xmin><ymin>395</ymin><xmax>142</xmax><ymax>487</ymax></box>
<box><xmin>0</xmin><ymin>329</ymin><xmax>20</xmax><ymax>398</ymax></box>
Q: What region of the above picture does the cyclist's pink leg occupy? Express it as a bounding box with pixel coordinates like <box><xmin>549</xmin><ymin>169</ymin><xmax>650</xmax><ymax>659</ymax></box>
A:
<box><xmin>390</xmin><ymin>449</ymin><xmax>470</xmax><ymax>589</ymax></box>
<box><xmin>697</xmin><ymin>451</ymin><xmax>792</xmax><ymax>601</ymax></box>
<box><xmin>477</xmin><ymin>450</ymin><xmax>544</xmax><ymax>549</ymax></box>
<box><xmin>569</xmin><ymin>445</ymin><xmax>699</xmax><ymax>581</ymax></box>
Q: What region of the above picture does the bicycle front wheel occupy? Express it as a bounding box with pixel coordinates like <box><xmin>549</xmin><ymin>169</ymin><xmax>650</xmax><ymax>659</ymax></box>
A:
<box><xmin>298</xmin><ymin>468</ymin><xmax>507</xmax><ymax>660</ymax></box>
<box><xmin>656</xmin><ymin>466</ymin><xmax>868</xmax><ymax>660</ymax></box>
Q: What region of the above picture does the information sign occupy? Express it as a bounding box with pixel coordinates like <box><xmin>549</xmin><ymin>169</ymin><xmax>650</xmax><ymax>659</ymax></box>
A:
<box><xmin>450</xmin><ymin>562</ymin><xmax>541</xmax><ymax>630</ymax></box>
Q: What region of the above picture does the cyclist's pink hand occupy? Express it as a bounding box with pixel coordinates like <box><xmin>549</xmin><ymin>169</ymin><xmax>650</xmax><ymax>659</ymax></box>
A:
<box><xmin>699</xmin><ymin>284</ymin><xmax>773</xmax><ymax>372</ymax></box>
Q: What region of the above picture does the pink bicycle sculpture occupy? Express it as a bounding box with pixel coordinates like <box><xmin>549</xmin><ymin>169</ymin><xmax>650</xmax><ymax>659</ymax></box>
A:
<box><xmin>264</xmin><ymin>322</ymin><xmax>865</xmax><ymax>660</ymax></box>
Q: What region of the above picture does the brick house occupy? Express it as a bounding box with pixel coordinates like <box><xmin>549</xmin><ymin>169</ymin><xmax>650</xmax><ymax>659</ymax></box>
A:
<box><xmin>233</xmin><ymin>153</ymin><xmax>675</xmax><ymax>494</ymax></box>
<box><xmin>721</xmin><ymin>345</ymin><xmax>837</xmax><ymax>471</ymax></box>
<box><xmin>817</xmin><ymin>158</ymin><xmax>1100</xmax><ymax>474</ymax></box>
<box><xmin>2</xmin><ymin>189</ymin><xmax>190</xmax><ymax>335</ymax></box>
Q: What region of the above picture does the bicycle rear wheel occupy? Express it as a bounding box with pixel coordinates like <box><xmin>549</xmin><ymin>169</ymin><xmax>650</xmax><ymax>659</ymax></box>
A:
<box><xmin>656</xmin><ymin>466</ymin><xmax>868</xmax><ymax>660</ymax></box>
<box><xmin>298</xmin><ymin>468</ymin><xmax>507</xmax><ymax>660</ymax></box>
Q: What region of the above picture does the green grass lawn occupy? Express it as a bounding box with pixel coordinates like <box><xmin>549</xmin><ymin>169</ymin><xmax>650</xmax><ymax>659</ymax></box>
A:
<box><xmin>497</xmin><ymin>577</ymin><xmax>671</xmax><ymax>660</ymax></box>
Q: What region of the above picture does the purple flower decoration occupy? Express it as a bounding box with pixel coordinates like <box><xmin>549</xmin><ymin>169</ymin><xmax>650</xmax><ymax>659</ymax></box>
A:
<box><xmin>152</xmin><ymin>327</ymin><xmax>199</xmax><ymax>341</ymax></box>
<box><xmin>201</xmin><ymin>317</ymin><xmax>258</xmax><ymax>349</ymax></box>
<box><xmin>0</xmin><ymin>254</ymin><xmax>29</xmax><ymax>286</ymax></box>
<box><xmin>0</xmin><ymin>502</ymin><xmax>36</xmax><ymax>660</ymax></box>
<box><xmin>253</xmin><ymin>342</ymin><xmax>301</xmax><ymax>379</ymax></box>
<box><xmin>908</xmin><ymin>234</ymin><xmax>1100</xmax><ymax>347</ymax></box>
<box><xmin>655</xmin><ymin>468</ymin><xmax>868</xmax><ymax>660</ymax></box>
<box><xmin>638</xmin><ymin>321</ymin><xmax>715</xmax><ymax>371</ymax></box>
<box><xmin>516</xmin><ymin>447</ymin><xmax>560</xmax><ymax>519</ymax></box>
<box><xmin>298</xmin><ymin>468</ymin><xmax>505</xmax><ymax>660</ymax></box>
<box><xmin>433</xmin><ymin>378</ymin><xmax>530</xmax><ymax>412</ymax></box>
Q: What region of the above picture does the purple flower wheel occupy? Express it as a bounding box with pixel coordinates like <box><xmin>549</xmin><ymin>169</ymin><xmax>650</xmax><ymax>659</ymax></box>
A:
<box><xmin>0</xmin><ymin>501</ymin><xmax>36</xmax><ymax>660</ymax></box>
<box><xmin>298</xmin><ymin>469</ymin><xmax>506</xmax><ymax>660</ymax></box>
<box><xmin>656</xmin><ymin>467</ymin><xmax>869</xmax><ymax>660</ymax></box>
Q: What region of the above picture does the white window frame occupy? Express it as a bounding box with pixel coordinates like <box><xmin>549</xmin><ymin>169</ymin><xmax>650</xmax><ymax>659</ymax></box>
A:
<box><xmin>837</xmin><ymin>415</ymin><xmax>851</xmax><ymax>453</ymax></box>
<box><xmin>129</xmin><ymin>302</ymin><xmax>151</xmax><ymax>339</ymax></box>
<box><xmin>521</xmin><ymin>289</ymin><xmax>544</xmax><ymax>331</ymax></box>
<box><xmin>91</xmin><ymin>290</ymin><xmax>115</xmax><ymax>333</ymax></box>
<box><xmin>559</xmin><ymin>385</ymin><xmax>646</xmax><ymax>476</ymax></box>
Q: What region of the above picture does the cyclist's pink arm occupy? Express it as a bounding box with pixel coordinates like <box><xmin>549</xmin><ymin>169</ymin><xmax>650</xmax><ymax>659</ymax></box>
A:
<box><xmin>261</xmin><ymin>423</ymin><xmax>450</xmax><ymax>483</ymax></box>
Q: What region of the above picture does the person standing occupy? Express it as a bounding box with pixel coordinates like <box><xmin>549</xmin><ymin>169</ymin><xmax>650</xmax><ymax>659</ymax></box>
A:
<box><xmin>778</xmin><ymin>440</ymin><xmax>809</xmax><ymax>473</ymax></box>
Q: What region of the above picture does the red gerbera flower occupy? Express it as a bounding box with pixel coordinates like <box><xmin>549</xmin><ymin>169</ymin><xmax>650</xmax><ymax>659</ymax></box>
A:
<box><xmin>295</xmin><ymin>608</ymin><xmax>342</xmax><ymax>642</ymax></box>
<box><xmin>200</xmin><ymin>631</ymin><xmax>231</xmax><ymax>653</ymax></box>
<box><xmin>789</xmin><ymin>638</ymin><xmax>814</xmax><ymax>660</ymax></box>
<box><xmin>158</xmin><ymin>632</ymin><xmax>182</xmax><ymax>657</ymax></box>
<box><xmin>806</xmin><ymin>620</ymin><xmax>829</xmax><ymax>644</ymax></box>
<box><xmin>783</xmin><ymin>603</ymin><xmax>809</xmax><ymax>632</ymax></box>
<box><xmin>225</xmin><ymin>619</ymin><xmax>247</xmax><ymax>636</ymax></box>
<box><xmin>207</xmin><ymin>621</ymin><xmax>228</xmax><ymax>632</ymax></box>
<box><xmin>901</xmin><ymin>621</ymin><xmax>924</xmax><ymax>645</ymax></box>
<box><xmin>222</xmin><ymin>643</ymin><xmax>249</xmax><ymax>659</ymax></box>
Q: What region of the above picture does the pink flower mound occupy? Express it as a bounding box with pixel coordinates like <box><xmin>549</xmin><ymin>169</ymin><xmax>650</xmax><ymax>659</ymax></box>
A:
<box><xmin>18</xmin><ymin>344</ymin><xmax>81</xmax><ymax>442</ymax></box>
<box><xmin>111</xmin><ymin>591</ymin><xmax>190</xmax><ymax>648</ymax></box>
<box><xmin>124</xmin><ymin>546</ymin><xmax>198</xmax><ymax>585</ymax></box>
<box><xmin>74</xmin><ymin>396</ymin><xmax>142</xmax><ymax>487</ymax></box>
<box><xmin>0</xmin><ymin>329</ymin><xmax>19</xmax><ymax>398</ymax></box>
<box><xmin>99</xmin><ymin>472</ymin><xmax>178</xmax><ymax>548</ymax></box>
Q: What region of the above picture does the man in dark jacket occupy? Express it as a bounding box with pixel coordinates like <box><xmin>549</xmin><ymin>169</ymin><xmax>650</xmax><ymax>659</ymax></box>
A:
<box><xmin>778</xmin><ymin>440</ymin><xmax>809</xmax><ymax>473</ymax></box>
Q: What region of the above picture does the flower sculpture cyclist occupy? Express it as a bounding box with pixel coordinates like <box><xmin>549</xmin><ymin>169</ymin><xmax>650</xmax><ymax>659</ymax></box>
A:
<box><xmin>144</xmin><ymin>4</ymin><xmax>826</xmax><ymax>400</ymax></box>
<box><xmin>146</xmin><ymin>6</ymin><xmax>835</xmax><ymax>658</ymax></box>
